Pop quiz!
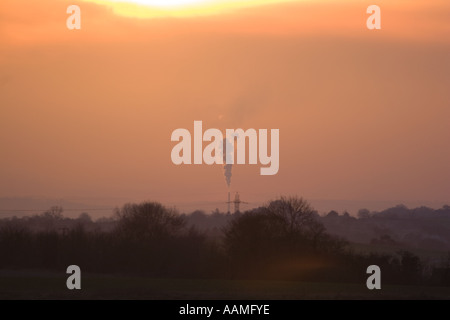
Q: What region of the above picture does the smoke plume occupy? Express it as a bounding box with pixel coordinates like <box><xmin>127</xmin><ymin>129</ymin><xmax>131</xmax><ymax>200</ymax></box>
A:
<box><xmin>222</xmin><ymin>138</ymin><xmax>232</xmax><ymax>187</ymax></box>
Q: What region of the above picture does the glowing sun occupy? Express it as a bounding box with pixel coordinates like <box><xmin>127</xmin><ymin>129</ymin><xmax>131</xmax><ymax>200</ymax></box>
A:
<box><xmin>80</xmin><ymin>0</ymin><xmax>298</xmax><ymax>18</ymax></box>
<box><xmin>106</xmin><ymin>0</ymin><xmax>212</xmax><ymax>8</ymax></box>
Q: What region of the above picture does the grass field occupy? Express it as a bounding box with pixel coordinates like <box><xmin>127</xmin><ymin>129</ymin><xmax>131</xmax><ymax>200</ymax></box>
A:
<box><xmin>348</xmin><ymin>242</ymin><xmax>448</xmax><ymax>262</ymax></box>
<box><xmin>1</xmin><ymin>270</ymin><xmax>450</xmax><ymax>299</ymax></box>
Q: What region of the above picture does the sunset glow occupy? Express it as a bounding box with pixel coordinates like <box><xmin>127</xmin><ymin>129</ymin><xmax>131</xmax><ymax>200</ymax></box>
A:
<box><xmin>81</xmin><ymin>0</ymin><xmax>299</xmax><ymax>18</ymax></box>
<box><xmin>111</xmin><ymin>0</ymin><xmax>212</xmax><ymax>6</ymax></box>
<box><xmin>1</xmin><ymin>0</ymin><xmax>450</xmax><ymax>301</ymax></box>
<box><xmin>0</xmin><ymin>0</ymin><xmax>449</xmax><ymax>213</ymax></box>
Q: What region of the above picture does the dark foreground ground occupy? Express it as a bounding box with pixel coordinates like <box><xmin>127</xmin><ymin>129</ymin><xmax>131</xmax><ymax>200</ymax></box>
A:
<box><xmin>1</xmin><ymin>270</ymin><xmax>450</xmax><ymax>300</ymax></box>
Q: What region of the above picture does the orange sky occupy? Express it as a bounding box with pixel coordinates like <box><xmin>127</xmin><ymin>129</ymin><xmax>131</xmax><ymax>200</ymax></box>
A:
<box><xmin>1</xmin><ymin>0</ymin><xmax>449</xmax><ymax>214</ymax></box>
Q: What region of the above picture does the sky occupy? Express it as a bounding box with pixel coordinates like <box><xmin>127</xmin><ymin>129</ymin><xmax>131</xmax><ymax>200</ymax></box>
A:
<box><xmin>0</xmin><ymin>0</ymin><xmax>449</xmax><ymax>215</ymax></box>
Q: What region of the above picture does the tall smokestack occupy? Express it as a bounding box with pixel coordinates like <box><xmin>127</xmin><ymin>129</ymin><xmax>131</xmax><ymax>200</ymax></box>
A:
<box><xmin>222</xmin><ymin>138</ymin><xmax>232</xmax><ymax>187</ymax></box>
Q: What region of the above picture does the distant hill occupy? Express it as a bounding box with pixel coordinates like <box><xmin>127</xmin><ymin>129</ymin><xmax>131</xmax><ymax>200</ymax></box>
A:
<box><xmin>0</xmin><ymin>197</ymin><xmax>115</xmax><ymax>219</ymax></box>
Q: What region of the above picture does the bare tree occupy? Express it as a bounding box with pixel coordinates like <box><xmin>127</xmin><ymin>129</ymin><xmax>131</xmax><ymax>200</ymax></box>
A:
<box><xmin>40</xmin><ymin>206</ymin><xmax>64</xmax><ymax>230</ymax></box>
<box><xmin>115</xmin><ymin>202</ymin><xmax>185</xmax><ymax>240</ymax></box>
<box><xmin>266</xmin><ymin>196</ymin><xmax>323</xmax><ymax>239</ymax></box>
<box><xmin>42</xmin><ymin>206</ymin><xmax>64</xmax><ymax>220</ymax></box>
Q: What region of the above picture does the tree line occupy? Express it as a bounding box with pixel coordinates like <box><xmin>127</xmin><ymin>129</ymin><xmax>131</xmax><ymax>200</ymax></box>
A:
<box><xmin>1</xmin><ymin>197</ymin><xmax>449</xmax><ymax>285</ymax></box>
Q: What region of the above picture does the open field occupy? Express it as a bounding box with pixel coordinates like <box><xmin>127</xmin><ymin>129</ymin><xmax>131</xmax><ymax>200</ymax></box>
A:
<box><xmin>348</xmin><ymin>242</ymin><xmax>448</xmax><ymax>262</ymax></box>
<box><xmin>1</xmin><ymin>270</ymin><xmax>450</xmax><ymax>300</ymax></box>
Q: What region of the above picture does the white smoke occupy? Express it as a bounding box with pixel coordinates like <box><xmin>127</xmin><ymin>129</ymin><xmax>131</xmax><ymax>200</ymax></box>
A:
<box><xmin>222</xmin><ymin>137</ymin><xmax>233</xmax><ymax>188</ymax></box>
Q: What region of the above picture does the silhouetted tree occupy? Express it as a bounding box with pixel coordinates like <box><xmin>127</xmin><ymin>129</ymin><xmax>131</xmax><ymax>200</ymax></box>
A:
<box><xmin>224</xmin><ymin>197</ymin><xmax>349</xmax><ymax>280</ymax></box>
<box><xmin>357</xmin><ymin>208</ymin><xmax>370</xmax><ymax>219</ymax></box>
<box><xmin>78</xmin><ymin>212</ymin><xmax>92</xmax><ymax>223</ymax></box>
<box><xmin>265</xmin><ymin>196</ymin><xmax>328</xmax><ymax>248</ymax></box>
<box><xmin>40</xmin><ymin>206</ymin><xmax>64</xmax><ymax>231</ymax></box>
<box><xmin>398</xmin><ymin>250</ymin><xmax>423</xmax><ymax>284</ymax></box>
<box><xmin>326</xmin><ymin>210</ymin><xmax>339</xmax><ymax>218</ymax></box>
<box><xmin>115</xmin><ymin>202</ymin><xmax>185</xmax><ymax>241</ymax></box>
